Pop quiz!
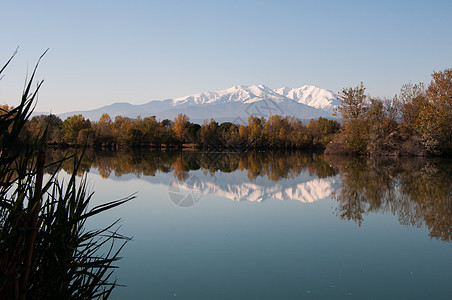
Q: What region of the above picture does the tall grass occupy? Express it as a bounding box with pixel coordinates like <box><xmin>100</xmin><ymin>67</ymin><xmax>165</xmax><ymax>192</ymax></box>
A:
<box><xmin>0</xmin><ymin>50</ymin><xmax>134</xmax><ymax>299</ymax></box>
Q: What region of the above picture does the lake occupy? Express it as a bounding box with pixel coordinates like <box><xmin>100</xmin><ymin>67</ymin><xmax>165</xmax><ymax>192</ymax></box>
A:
<box><xmin>48</xmin><ymin>150</ymin><xmax>452</xmax><ymax>299</ymax></box>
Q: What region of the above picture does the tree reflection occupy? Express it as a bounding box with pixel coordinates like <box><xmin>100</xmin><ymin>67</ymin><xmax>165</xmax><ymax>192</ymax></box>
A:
<box><xmin>45</xmin><ymin>149</ymin><xmax>336</xmax><ymax>183</ymax></box>
<box><xmin>328</xmin><ymin>156</ymin><xmax>452</xmax><ymax>241</ymax></box>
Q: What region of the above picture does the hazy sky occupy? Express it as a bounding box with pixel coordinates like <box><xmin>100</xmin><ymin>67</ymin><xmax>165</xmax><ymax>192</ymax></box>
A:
<box><xmin>1</xmin><ymin>0</ymin><xmax>451</xmax><ymax>114</ymax></box>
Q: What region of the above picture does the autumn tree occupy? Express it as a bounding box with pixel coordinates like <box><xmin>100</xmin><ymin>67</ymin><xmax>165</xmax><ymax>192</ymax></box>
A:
<box><xmin>93</xmin><ymin>113</ymin><xmax>114</xmax><ymax>147</ymax></box>
<box><xmin>420</xmin><ymin>69</ymin><xmax>452</xmax><ymax>154</ymax></box>
<box><xmin>247</xmin><ymin>116</ymin><xmax>266</xmax><ymax>149</ymax></box>
<box><xmin>265</xmin><ymin>115</ymin><xmax>289</xmax><ymax>148</ymax></box>
<box><xmin>397</xmin><ymin>69</ymin><xmax>452</xmax><ymax>155</ymax></box>
<box><xmin>338</xmin><ymin>82</ymin><xmax>368</xmax><ymax>121</ymax></box>
<box><xmin>365</xmin><ymin>97</ymin><xmax>402</xmax><ymax>155</ymax></box>
<box><xmin>111</xmin><ymin>116</ymin><xmax>131</xmax><ymax>146</ymax></box>
<box><xmin>287</xmin><ymin>116</ymin><xmax>307</xmax><ymax>148</ymax></box>
<box><xmin>327</xmin><ymin>83</ymin><xmax>370</xmax><ymax>155</ymax></box>
<box><xmin>26</xmin><ymin>114</ymin><xmax>63</xmax><ymax>144</ymax></box>
<box><xmin>399</xmin><ymin>82</ymin><xmax>426</xmax><ymax>135</ymax></box>
<box><xmin>173</xmin><ymin>113</ymin><xmax>190</xmax><ymax>143</ymax></box>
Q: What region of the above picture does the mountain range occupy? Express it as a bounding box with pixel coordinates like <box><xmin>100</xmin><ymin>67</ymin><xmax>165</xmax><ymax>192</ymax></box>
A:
<box><xmin>55</xmin><ymin>84</ymin><xmax>341</xmax><ymax>124</ymax></box>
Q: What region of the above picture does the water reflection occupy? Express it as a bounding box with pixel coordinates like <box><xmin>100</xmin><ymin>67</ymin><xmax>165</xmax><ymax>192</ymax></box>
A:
<box><xmin>46</xmin><ymin>149</ymin><xmax>452</xmax><ymax>241</ymax></box>
<box><xmin>327</xmin><ymin>157</ymin><xmax>452</xmax><ymax>242</ymax></box>
<box><xmin>46</xmin><ymin>149</ymin><xmax>336</xmax><ymax>182</ymax></box>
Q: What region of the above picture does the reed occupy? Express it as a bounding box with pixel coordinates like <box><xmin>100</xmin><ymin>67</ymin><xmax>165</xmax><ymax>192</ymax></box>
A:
<box><xmin>0</xmin><ymin>50</ymin><xmax>134</xmax><ymax>299</ymax></box>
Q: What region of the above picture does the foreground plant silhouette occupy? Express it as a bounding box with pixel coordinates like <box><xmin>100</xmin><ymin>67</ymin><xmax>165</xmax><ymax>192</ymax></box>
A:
<box><xmin>0</xmin><ymin>51</ymin><xmax>134</xmax><ymax>299</ymax></box>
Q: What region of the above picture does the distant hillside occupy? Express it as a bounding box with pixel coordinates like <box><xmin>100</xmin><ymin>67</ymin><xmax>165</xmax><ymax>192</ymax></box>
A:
<box><xmin>37</xmin><ymin>84</ymin><xmax>340</xmax><ymax>123</ymax></box>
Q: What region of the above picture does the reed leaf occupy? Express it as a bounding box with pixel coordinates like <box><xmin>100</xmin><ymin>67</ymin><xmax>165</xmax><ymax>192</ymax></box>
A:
<box><xmin>0</xmin><ymin>50</ymin><xmax>134</xmax><ymax>299</ymax></box>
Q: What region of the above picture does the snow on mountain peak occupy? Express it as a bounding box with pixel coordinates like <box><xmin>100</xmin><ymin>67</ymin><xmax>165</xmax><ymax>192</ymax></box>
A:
<box><xmin>172</xmin><ymin>84</ymin><xmax>289</xmax><ymax>106</ymax></box>
<box><xmin>275</xmin><ymin>85</ymin><xmax>340</xmax><ymax>110</ymax></box>
<box><xmin>171</xmin><ymin>84</ymin><xmax>339</xmax><ymax>111</ymax></box>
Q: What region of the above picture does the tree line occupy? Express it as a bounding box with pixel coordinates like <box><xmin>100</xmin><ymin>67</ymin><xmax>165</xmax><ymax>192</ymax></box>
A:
<box><xmin>325</xmin><ymin>68</ymin><xmax>452</xmax><ymax>156</ymax></box>
<box><xmin>45</xmin><ymin>149</ymin><xmax>336</xmax><ymax>182</ymax></box>
<box><xmin>16</xmin><ymin>111</ymin><xmax>340</xmax><ymax>151</ymax></box>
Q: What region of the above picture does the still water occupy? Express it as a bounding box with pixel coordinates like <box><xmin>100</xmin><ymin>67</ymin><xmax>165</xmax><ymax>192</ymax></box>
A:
<box><xmin>50</xmin><ymin>150</ymin><xmax>452</xmax><ymax>299</ymax></box>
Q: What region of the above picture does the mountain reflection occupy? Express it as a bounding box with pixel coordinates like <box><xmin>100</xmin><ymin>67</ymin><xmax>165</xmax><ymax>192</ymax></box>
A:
<box><xmin>46</xmin><ymin>149</ymin><xmax>452</xmax><ymax>241</ymax></box>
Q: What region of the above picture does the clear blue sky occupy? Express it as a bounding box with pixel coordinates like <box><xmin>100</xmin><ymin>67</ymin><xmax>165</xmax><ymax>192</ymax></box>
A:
<box><xmin>1</xmin><ymin>0</ymin><xmax>451</xmax><ymax>114</ymax></box>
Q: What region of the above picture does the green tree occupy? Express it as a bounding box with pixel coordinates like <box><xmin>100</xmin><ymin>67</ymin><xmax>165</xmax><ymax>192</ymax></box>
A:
<box><xmin>185</xmin><ymin>123</ymin><xmax>201</xmax><ymax>144</ymax></box>
<box><xmin>316</xmin><ymin>117</ymin><xmax>340</xmax><ymax>137</ymax></box>
<box><xmin>141</xmin><ymin>116</ymin><xmax>159</xmax><ymax>145</ymax></box>
<box><xmin>159</xmin><ymin>119</ymin><xmax>175</xmax><ymax>146</ymax></box>
<box><xmin>62</xmin><ymin>114</ymin><xmax>92</xmax><ymax>144</ymax></box>
<box><xmin>199</xmin><ymin>119</ymin><xmax>220</xmax><ymax>148</ymax></box>
<box><xmin>305</xmin><ymin>117</ymin><xmax>340</xmax><ymax>148</ymax></box>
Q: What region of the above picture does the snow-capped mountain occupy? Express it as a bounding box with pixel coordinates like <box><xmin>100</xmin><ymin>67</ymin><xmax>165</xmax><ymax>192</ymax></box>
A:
<box><xmin>54</xmin><ymin>84</ymin><xmax>340</xmax><ymax>123</ymax></box>
<box><xmin>275</xmin><ymin>85</ymin><xmax>340</xmax><ymax>111</ymax></box>
<box><xmin>173</xmin><ymin>84</ymin><xmax>288</xmax><ymax>105</ymax></box>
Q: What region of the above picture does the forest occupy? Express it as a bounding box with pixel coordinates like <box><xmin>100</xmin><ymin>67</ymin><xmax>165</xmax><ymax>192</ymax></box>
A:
<box><xmin>3</xmin><ymin>68</ymin><xmax>451</xmax><ymax>156</ymax></box>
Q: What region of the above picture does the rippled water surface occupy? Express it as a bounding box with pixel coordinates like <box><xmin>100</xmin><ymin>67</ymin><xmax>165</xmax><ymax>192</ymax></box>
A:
<box><xmin>50</xmin><ymin>150</ymin><xmax>452</xmax><ymax>299</ymax></box>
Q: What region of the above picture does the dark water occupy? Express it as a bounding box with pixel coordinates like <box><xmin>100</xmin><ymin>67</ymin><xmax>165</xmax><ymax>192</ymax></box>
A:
<box><xmin>49</xmin><ymin>150</ymin><xmax>452</xmax><ymax>299</ymax></box>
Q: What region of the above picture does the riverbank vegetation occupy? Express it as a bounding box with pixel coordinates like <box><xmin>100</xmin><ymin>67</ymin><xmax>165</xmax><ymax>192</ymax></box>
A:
<box><xmin>19</xmin><ymin>112</ymin><xmax>340</xmax><ymax>151</ymax></box>
<box><xmin>326</xmin><ymin>68</ymin><xmax>452</xmax><ymax>156</ymax></box>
